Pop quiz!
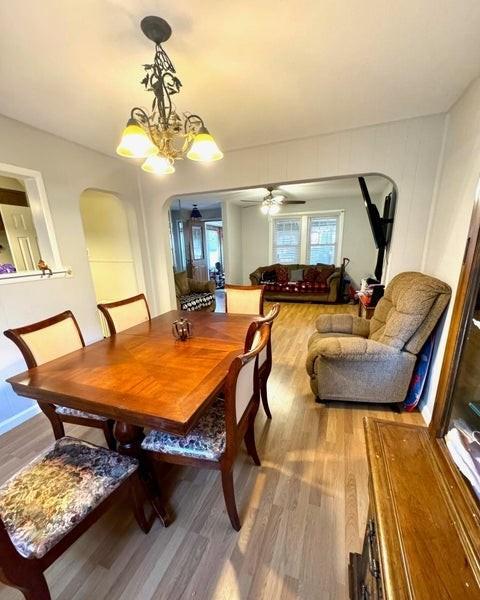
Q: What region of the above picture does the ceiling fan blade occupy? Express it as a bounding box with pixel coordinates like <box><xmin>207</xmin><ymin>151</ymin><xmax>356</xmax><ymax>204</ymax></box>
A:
<box><xmin>241</xmin><ymin>200</ymin><xmax>262</xmax><ymax>203</ymax></box>
<box><xmin>283</xmin><ymin>200</ymin><xmax>306</xmax><ymax>204</ymax></box>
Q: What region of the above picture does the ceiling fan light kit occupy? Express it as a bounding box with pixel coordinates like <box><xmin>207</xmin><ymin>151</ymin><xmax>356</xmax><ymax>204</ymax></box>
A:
<box><xmin>242</xmin><ymin>185</ymin><xmax>306</xmax><ymax>216</ymax></box>
<box><xmin>116</xmin><ymin>16</ymin><xmax>223</xmax><ymax>175</ymax></box>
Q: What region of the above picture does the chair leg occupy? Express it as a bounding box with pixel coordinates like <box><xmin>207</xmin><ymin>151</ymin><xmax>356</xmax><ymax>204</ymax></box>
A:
<box><xmin>20</xmin><ymin>573</ymin><xmax>51</xmax><ymax>600</ymax></box>
<box><xmin>103</xmin><ymin>420</ymin><xmax>117</xmax><ymax>450</ymax></box>
<box><xmin>220</xmin><ymin>466</ymin><xmax>241</xmax><ymax>531</ymax></box>
<box><xmin>244</xmin><ymin>420</ymin><xmax>261</xmax><ymax>466</ymax></box>
<box><xmin>260</xmin><ymin>378</ymin><xmax>272</xmax><ymax>419</ymax></box>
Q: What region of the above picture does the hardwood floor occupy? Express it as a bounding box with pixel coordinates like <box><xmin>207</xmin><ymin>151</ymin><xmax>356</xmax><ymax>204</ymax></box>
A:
<box><xmin>0</xmin><ymin>303</ymin><xmax>423</xmax><ymax>600</ymax></box>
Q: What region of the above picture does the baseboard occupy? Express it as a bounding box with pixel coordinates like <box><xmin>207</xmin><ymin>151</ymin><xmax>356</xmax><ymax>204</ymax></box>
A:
<box><xmin>0</xmin><ymin>404</ymin><xmax>41</xmax><ymax>436</ymax></box>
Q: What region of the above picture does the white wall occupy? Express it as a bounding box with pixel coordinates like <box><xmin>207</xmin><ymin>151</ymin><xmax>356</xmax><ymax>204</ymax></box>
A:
<box><xmin>222</xmin><ymin>201</ymin><xmax>243</xmax><ymax>284</ymax></box>
<box><xmin>0</xmin><ymin>115</ymin><xmax>148</xmax><ymax>434</ymax></box>
<box><xmin>80</xmin><ymin>190</ymin><xmax>141</xmax><ymax>305</ymax></box>
<box><xmin>420</xmin><ymin>77</ymin><xmax>480</xmax><ymax>423</ymax></box>
<box><xmin>139</xmin><ymin>113</ymin><xmax>446</xmax><ymax>315</ymax></box>
<box><xmin>240</xmin><ymin>194</ymin><xmax>378</xmax><ymax>286</ymax></box>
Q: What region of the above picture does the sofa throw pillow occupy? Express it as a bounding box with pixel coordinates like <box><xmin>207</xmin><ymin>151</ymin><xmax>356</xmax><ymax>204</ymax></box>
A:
<box><xmin>261</xmin><ymin>269</ymin><xmax>277</xmax><ymax>283</ymax></box>
<box><xmin>316</xmin><ymin>266</ymin><xmax>336</xmax><ymax>284</ymax></box>
<box><xmin>304</xmin><ymin>267</ymin><xmax>318</xmax><ymax>283</ymax></box>
<box><xmin>276</xmin><ymin>266</ymin><xmax>289</xmax><ymax>284</ymax></box>
<box><xmin>289</xmin><ymin>268</ymin><xmax>304</xmax><ymax>282</ymax></box>
<box><xmin>174</xmin><ymin>271</ymin><xmax>190</xmax><ymax>296</ymax></box>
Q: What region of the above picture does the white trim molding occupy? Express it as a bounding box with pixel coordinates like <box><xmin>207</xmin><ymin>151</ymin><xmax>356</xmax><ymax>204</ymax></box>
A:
<box><xmin>0</xmin><ymin>404</ymin><xmax>41</xmax><ymax>436</ymax></box>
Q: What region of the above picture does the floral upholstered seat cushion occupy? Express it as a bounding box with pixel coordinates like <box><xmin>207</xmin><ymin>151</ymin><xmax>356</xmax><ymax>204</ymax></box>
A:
<box><xmin>55</xmin><ymin>405</ymin><xmax>109</xmax><ymax>421</ymax></box>
<box><xmin>0</xmin><ymin>437</ymin><xmax>138</xmax><ymax>559</ymax></box>
<box><xmin>142</xmin><ymin>397</ymin><xmax>226</xmax><ymax>461</ymax></box>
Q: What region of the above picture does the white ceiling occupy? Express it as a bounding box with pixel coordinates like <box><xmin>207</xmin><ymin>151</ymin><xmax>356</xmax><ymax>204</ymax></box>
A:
<box><xmin>1</xmin><ymin>1</ymin><xmax>479</xmax><ymax>156</ymax></box>
<box><xmin>172</xmin><ymin>174</ymin><xmax>391</xmax><ymax>207</ymax></box>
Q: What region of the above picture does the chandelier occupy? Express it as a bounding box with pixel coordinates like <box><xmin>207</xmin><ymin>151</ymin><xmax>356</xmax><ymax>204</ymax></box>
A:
<box><xmin>116</xmin><ymin>16</ymin><xmax>223</xmax><ymax>175</ymax></box>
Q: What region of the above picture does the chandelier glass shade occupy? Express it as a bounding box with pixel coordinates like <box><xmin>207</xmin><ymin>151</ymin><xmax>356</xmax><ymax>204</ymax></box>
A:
<box><xmin>116</xmin><ymin>16</ymin><xmax>223</xmax><ymax>175</ymax></box>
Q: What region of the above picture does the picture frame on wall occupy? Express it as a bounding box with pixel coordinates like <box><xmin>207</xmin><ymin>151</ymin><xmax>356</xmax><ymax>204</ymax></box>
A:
<box><xmin>192</xmin><ymin>225</ymin><xmax>204</xmax><ymax>260</ymax></box>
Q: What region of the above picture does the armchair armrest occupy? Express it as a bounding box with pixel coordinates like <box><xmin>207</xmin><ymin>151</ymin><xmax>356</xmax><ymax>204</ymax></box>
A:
<box><xmin>316</xmin><ymin>314</ymin><xmax>370</xmax><ymax>337</ymax></box>
<box><xmin>249</xmin><ymin>270</ymin><xmax>261</xmax><ymax>285</ymax></box>
<box><xmin>188</xmin><ymin>278</ymin><xmax>216</xmax><ymax>294</ymax></box>
<box><xmin>315</xmin><ymin>337</ymin><xmax>400</xmax><ymax>361</ymax></box>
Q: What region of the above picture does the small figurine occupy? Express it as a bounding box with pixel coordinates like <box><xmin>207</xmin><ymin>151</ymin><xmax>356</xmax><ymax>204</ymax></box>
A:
<box><xmin>38</xmin><ymin>259</ymin><xmax>53</xmax><ymax>276</ymax></box>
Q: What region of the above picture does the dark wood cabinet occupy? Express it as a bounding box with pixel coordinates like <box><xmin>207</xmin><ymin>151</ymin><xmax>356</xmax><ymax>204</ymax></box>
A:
<box><xmin>349</xmin><ymin>419</ymin><xmax>480</xmax><ymax>600</ymax></box>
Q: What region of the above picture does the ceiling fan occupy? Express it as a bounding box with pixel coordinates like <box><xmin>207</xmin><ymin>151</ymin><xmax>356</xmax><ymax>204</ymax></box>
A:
<box><xmin>241</xmin><ymin>185</ymin><xmax>306</xmax><ymax>215</ymax></box>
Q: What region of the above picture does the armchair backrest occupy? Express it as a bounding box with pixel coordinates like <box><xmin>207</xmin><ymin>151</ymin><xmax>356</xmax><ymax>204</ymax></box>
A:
<box><xmin>4</xmin><ymin>310</ymin><xmax>84</xmax><ymax>368</ymax></box>
<box><xmin>97</xmin><ymin>294</ymin><xmax>151</xmax><ymax>335</ymax></box>
<box><xmin>369</xmin><ymin>272</ymin><xmax>451</xmax><ymax>354</ymax></box>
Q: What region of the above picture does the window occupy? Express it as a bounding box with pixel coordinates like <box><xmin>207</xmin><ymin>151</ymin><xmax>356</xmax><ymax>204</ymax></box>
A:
<box><xmin>270</xmin><ymin>211</ymin><xmax>343</xmax><ymax>265</ymax></box>
<box><xmin>308</xmin><ymin>215</ymin><xmax>339</xmax><ymax>264</ymax></box>
<box><xmin>272</xmin><ymin>218</ymin><xmax>301</xmax><ymax>264</ymax></box>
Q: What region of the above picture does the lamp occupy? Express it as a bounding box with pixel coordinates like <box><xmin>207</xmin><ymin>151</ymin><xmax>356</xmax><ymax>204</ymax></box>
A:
<box><xmin>187</xmin><ymin>127</ymin><xmax>224</xmax><ymax>162</ymax></box>
<box><xmin>116</xmin><ymin>16</ymin><xmax>223</xmax><ymax>175</ymax></box>
<box><xmin>190</xmin><ymin>204</ymin><xmax>202</xmax><ymax>220</ymax></box>
<box><xmin>141</xmin><ymin>154</ymin><xmax>175</xmax><ymax>175</ymax></box>
<box><xmin>116</xmin><ymin>118</ymin><xmax>158</xmax><ymax>158</ymax></box>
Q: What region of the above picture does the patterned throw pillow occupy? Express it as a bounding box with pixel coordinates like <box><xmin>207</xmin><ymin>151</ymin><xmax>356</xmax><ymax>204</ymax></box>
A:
<box><xmin>316</xmin><ymin>267</ymin><xmax>336</xmax><ymax>284</ymax></box>
<box><xmin>304</xmin><ymin>267</ymin><xmax>318</xmax><ymax>283</ymax></box>
<box><xmin>276</xmin><ymin>266</ymin><xmax>289</xmax><ymax>283</ymax></box>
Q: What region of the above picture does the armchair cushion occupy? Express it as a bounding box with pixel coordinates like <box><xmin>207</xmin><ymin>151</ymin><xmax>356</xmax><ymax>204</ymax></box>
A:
<box><xmin>0</xmin><ymin>437</ymin><xmax>137</xmax><ymax>559</ymax></box>
<box><xmin>188</xmin><ymin>278</ymin><xmax>215</xmax><ymax>294</ymax></box>
<box><xmin>316</xmin><ymin>314</ymin><xmax>370</xmax><ymax>337</ymax></box>
<box><xmin>142</xmin><ymin>397</ymin><xmax>226</xmax><ymax>461</ymax></box>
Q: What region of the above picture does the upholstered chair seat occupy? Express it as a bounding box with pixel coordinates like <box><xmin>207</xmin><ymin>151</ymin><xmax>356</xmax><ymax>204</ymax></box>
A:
<box><xmin>0</xmin><ymin>437</ymin><xmax>138</xmax><ymax>559</ymax></box>
<box><xmin>54</xmin><ymin>406</ymin><xmax>109</xmax><ymax>421</ymax></box>
<box><xmin>142</xmin><ymin>398</ymin><xmax>226</xmax><ymax>461</ymax></box>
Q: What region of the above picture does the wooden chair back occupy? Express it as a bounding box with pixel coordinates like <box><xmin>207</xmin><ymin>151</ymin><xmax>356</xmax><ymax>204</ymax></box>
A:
<box><xmin>4</xmin><ymin>311</ymin><xmax>85</xmax><ymax>369</ymax></box>
<box><xmin>225</xmin><ymin>284</ymin><xmax>265</xmax><ymax>316</ymax></box>
<box><xmin>97</xmin><ymin>293</ymin><xmax>151</xmax><ymax>335</ymax></box>
<box><xmin>223</xmin><ymin>322</ymin><xmax>271</xmax><ymax>453</ymax></box>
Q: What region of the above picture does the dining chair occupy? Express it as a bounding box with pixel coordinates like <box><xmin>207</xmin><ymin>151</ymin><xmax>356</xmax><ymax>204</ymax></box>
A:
<box><xmin>224</xmin><ymin>284</ymin><xmax>265</xmax><ymax>316</ymax></box>
<box><xmin>141</xmin><ymin>321</ymin><xmax>272</xmax><ymax>531</ymax></box>
<box><xmin>245</xmin><ymin>303</ymin><xmax>281</xmax><ymax>419</ymax></box>
<box><xmin>4</xmin><ymin>311</ymin><xmax>116</xmax><ymax>450</ymax></box>
<box><xmin>0</xmin><ymin>436</ymin><xmax>152</xmax><ymax>600</ymax></box>
<box><xmin>97</xmin><ymin>293</ymin><xmax>151</xmax><ymax>335</ymax></box>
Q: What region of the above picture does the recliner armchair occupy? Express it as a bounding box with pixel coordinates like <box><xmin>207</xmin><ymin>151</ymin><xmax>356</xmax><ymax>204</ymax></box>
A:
<box><xmin>306</xmin><ymin>272</ymin><xmax>451</xmax><ymax>405</ymax></box>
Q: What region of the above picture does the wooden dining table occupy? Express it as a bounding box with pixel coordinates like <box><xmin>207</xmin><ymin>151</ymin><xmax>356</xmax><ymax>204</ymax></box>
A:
<box><xmin>7</xmin><ymin>309</ymin><xmax>255</xmax><ymax>523</ymax></box>
<box><xmin>7</xmin><ymin>309</ymin><xmax>255</xmax><ymax>443</ymax></box>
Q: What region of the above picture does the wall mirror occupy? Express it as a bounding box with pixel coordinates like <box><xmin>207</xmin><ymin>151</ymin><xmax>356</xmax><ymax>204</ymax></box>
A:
<box><xmin>0</xmin><ymin>163</ymin><xmax>64</xmax><ymax>282</ymax></box>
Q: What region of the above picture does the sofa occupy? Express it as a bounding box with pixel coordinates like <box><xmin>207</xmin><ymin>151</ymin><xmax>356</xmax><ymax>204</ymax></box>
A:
<box><xmin>306</xmin><ymin>272</ymin><xmax>451</xmax><ymax>405</ymax></box>
<box><xmin>174</xmin><ymin>271</ymin><xmax>216</xmax><ymax>312</ymax></box>
<box><xmin>249</xmin><ymin>263</ymin><xmax>342</xmax><ymax>303</ymax></box>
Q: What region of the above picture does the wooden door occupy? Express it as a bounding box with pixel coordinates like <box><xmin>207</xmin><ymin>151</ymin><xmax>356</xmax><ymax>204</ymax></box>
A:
<box><xmin>185</xmin><ymin>220</ymin><xmax>208</xmax><ymax>281</ymax></box>
<box><xmin>0</xmin><ymin>203</ymin><xmax>41</xmax><ymax>271</ymax></box>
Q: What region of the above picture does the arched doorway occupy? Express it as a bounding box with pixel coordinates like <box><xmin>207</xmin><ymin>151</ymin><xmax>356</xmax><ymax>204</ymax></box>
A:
<box><xmin>80</xmin><ymin>189</ymin><xmax>140</xmax><ymax>333</ymax></box>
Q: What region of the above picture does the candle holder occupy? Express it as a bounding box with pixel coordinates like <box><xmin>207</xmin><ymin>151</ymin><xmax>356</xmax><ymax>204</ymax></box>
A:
<box><xmin>172</xmin><ymin>318</ymin><xmax>193</xmax><ymax>341</ymax></box>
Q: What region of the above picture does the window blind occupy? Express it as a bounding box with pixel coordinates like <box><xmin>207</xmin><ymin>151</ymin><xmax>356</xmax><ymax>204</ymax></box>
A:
<box><xmin>272</xmin><ymin>218</ymin><xmax>301</xmax><ymax>264</ymax></box>
<box><xmin>307</xmin><ymin>215</ymin><xmax>338</xmax><ymax>264</ymax></box>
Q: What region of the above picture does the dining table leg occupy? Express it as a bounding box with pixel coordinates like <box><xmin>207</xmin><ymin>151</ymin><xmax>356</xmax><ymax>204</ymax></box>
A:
<box><xmin>114</xmin><ymin>421</ymin><xmax>171</xmax><ymax>527</ymax></box>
